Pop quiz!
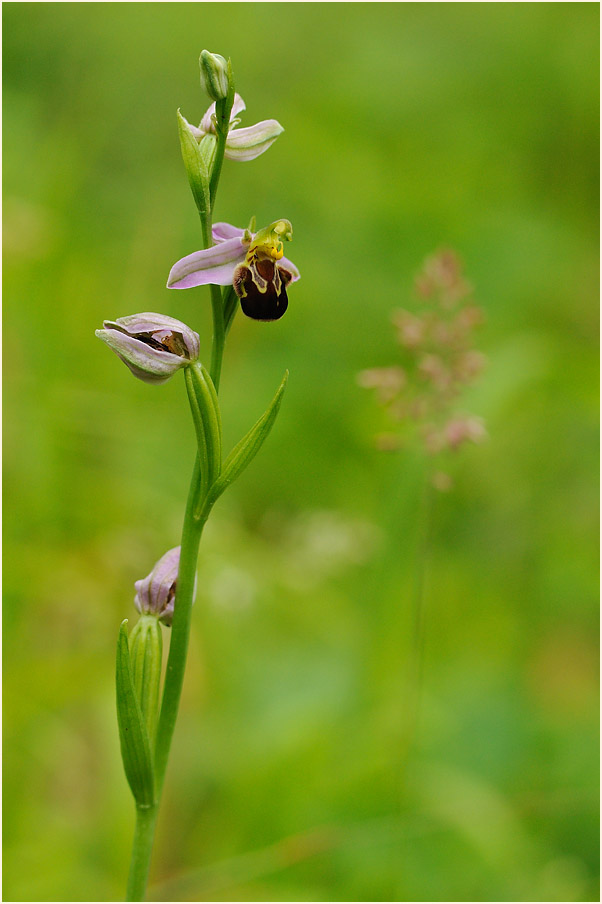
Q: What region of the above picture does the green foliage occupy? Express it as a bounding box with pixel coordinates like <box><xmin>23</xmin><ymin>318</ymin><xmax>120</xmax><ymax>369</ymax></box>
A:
<box><xmin>206</xmin><ymin>370</ymin><xmax>288</xmax><ymax>514</ymax></box>
<box><xmin>128</xmin><ymin>615</ymin><xmax>163</xmax><ymax>746</ymax></box>
<box><xmin>176</xmin><ymin>108</ymin><xmax>210</xmax><ymax>217</ymax></box>
<box><xmin>185</xmin><ymin>362</ymin><xmax>222</xmax><ymax>508</ymax></box>
<box><xmin>115</xmin><ymin>622</ymin><xmax>156</xmax><ymax>808</ymax></box>
<box><xmin>3</xmin><ymin>3</ymin><xmax>598</xmax><ymax>902</ymax></box>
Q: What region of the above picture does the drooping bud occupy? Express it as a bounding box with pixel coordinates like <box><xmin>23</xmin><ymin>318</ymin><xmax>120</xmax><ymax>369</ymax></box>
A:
<box><xmin>199</xmin><ymin>50</ymin><xmax>230</xmax><ymax>101</ymax></box>
<box><xmin>96</xmin><ymin>313</ymin><xmax>200</xmax><ymax>384</ymax></box>
<box><xmin>134</xmin><ymin>546</ymin><xmax>185</xmax><ymax>626</ymax></box>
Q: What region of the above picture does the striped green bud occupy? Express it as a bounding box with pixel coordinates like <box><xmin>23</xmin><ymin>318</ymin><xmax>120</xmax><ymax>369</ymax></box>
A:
<box><xmin>199</xmin><ymin>49</ymin><xmax>229</xmax><ymax>101</ymax></box>
<box><xmin>128</xmin><ymin>615</ymin><xmax>163</xmax><ymax>745</ymax></box>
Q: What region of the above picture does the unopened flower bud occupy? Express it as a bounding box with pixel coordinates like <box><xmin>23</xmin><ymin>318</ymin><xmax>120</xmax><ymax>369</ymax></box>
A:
<box><xmin>96</xmin><ymin>313</ymin><xmax>199</xmax><ymax>384</ymax></box>
<box><xmin>129</xmin><ymin>614</ymin><xmax>162</xmax><ymax>744</ymax></box>
<box><xmin>199</xmin><ymin>49</ymin><xmax>230</xmax><ymax>101</ymax></box>
<box><xmin>134</xmin><ymin>546</ymin><xmax>185</xmax><ymax>626</ymax></box>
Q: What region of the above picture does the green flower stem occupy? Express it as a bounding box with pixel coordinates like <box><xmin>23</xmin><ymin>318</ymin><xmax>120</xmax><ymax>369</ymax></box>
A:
<box><xmin>196</xmin><ymin>172</ymin><xmax>225</xmax><ymax>393</ymax></box>
<box><xmin>190</xmin><ymin>75</ymin><xmax>233</xmax><ymax>393</ymax></box>
<box><xmin>126</xmin><ymin>805</ymin><xmax>159</xmax><ymax>902</ymax></box>
<box><xmin>125</xmin><ymin>82</ymin><xmax>232</xmax><ymax>898</ymax></box>
<box><xmin>125</xmin><ymin>462</ymin><xmax>206</xmax><ymax>902</ymax></box>
<box><xmin>154</xmin><ymin>466</ymin><xmax>206</xmax><ymax>792</ymax></box>
<box><xmin>209</xmin><ymin>74</ymin><xmax>234</xmax><ymax>207</ymax></box>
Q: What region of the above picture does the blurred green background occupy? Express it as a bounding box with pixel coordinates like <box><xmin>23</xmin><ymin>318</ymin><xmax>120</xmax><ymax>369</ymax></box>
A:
<box><xmin>3</xmin><ymin>3</ymin><xmax>599</xmax><ymax>901</ymax></box>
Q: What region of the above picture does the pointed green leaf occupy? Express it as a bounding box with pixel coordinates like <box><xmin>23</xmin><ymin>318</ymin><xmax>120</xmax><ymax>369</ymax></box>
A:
<box><xmin>116</xmin><ymin>620</ymin><xmax>156</xmax><ymax>807</ymax></box>
<box><xmin>185</xmin><ymin>362</ymin><xmax>222</xmax><ymax>509</ymax></box>
<box><xmin>207</xmin><ymin>371</ymin><xmax>288</xmax><ymax>507</ymax></box>
<box><xmin>177</xmin><ymin>109</ymin><xmax>210</xmax><ymax>216</ymax></box>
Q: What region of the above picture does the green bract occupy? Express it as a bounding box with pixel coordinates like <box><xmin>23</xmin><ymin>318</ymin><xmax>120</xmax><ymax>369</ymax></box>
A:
<box><xmin>177</xmin><ymin>109</ymin><xmax>210</xmax><ymax>218</ymax></box>
<box><xmin>204</xmin><ymin>371</ymin><xmax>289</xmax><ymax>515</ymax></box>
<box><xmin>129</xmin><ymin>616</ymin><xmax>163</xmax><ymax>746</ymax></box>
<box><xmin>115</xmin><ymin>621</ymin><xmax>156</xmax><ymax>808</ymax></box>
<box><xmin>184</xmin><ymin>362</ymin><xmax>222</xmax><ymax>513</ymax></box>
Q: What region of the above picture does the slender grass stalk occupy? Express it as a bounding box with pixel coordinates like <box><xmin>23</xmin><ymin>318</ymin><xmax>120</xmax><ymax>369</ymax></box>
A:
<box><xmin>407</xmin><ymin>473</ymin><xmax>433</xmax><ymax>735</ymax></box>
<box><xmin>392</xmin><ymin>472</ymin><xmax>433</xmax><ymax>902</ymax></box>
<box><xmin>397</xmin><ymin>472</ymin><xmax>433</xmax><ymax>788</ymax></box>
<box><xmin>209</xmin><ymin>74</ymin><xmax>234</xmax><ymax>206</ymax></box>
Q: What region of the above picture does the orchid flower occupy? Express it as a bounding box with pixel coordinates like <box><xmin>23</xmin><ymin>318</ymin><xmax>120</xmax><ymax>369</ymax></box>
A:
<box><xmin>96</xmin><ymin>313</ymin><xmax>199</xmax><ymax>383</ymax></box>
<box><xmin>182</xmin><ymin>93</ymin><xmax>283</xmax><ymax>162</ymax></box>
<box><xmin>167</xmin><ymin>219</ymin><xmax>300</xmax><ymax>322</ymax></box>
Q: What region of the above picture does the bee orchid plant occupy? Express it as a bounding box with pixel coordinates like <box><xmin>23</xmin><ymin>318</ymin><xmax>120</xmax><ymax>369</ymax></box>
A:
<box><xmin>97</xmin><ymin>51</ymin><xmax>298</xmax><ymax>902</ymax></box>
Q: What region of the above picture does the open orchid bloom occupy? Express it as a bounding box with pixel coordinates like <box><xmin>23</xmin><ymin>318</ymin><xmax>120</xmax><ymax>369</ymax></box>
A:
<box><xmin>96</xmin><ymin>313</ymin><xmax>199</xmax><ymax>384</ymax></box>
<box><xmin>181</xmin><ymin>93</ymin><xmax>284</xmax><ymax>162</ymax></box>
<box><xmin>167</xmin><ymin>220</ymin><xmax>300</xmax><ymax>322</ymax></box>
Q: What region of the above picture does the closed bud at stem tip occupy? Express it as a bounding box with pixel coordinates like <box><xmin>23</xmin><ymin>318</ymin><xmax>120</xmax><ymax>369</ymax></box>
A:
<box><xmin>199</xmin><ymin>49</ymin><xmax>230</xmax><ymax>101</ymax></box>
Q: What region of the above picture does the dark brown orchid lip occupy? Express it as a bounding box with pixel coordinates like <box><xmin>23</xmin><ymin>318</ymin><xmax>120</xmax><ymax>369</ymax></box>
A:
<box><xmin>135</xmin><ymin>333</ymin><xmax>168</xmax><ymax>351</ymax></box>
<box><xmin>134</xmin><ymin>331</ymin><xmax>189</xmax><ymax>358</ymax></box>
<box><xmin>233</xmin><ymin>258</ymin><xmax>293</xmax><ymax>322</ymax></box>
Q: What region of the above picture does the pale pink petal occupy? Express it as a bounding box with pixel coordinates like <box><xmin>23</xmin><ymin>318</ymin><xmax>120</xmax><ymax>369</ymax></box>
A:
<box><xmin>212</xmin><ymin>222</ymin><xmax>245</xmax><ymax>243</ymax></box>
<box><xmin>167</xmin><ymin>236</ymin><xmax>247</xmax><ymax>289</ymax></box>
<box><xmin>280</xmin><ymin>255</ymin><xmax>300</xmax><ymax>282</ymax></box>
<box><xmin>224</xmin><ymin>120</ymin><xmax>284</xmax><ymax>161</ymax></box>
